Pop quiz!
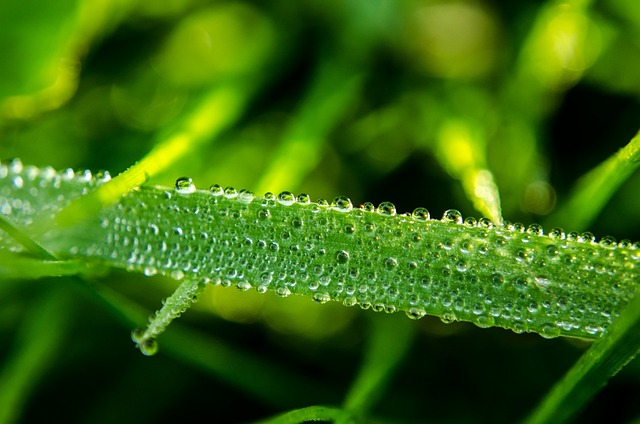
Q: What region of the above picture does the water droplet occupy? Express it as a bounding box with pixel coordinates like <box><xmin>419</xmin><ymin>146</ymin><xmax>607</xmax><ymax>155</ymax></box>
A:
<box><xmin>276</xmin><ymin>287</ymin><xmax>291</xmax><ymax>297</ymax></box>
<box><xmin>236</xmin><ymin>281</ymin><xmax>252</xmax><ymax>291</ymax></box>
<box><xmin>139</xmin><ymin>338</ymin><xmax>158</xmax><ymax>356</ymax></box>
<box><xmin>579</xmin><ymin>232</ymin><xmax>595</xmax><ymax>243</ymax></box>
<box><xmin>292</xmin><ymin>217</ymin><xmax>304</xmax><ymax>228</ymax></box>
<box><xmin>412</xmin><ymin>207</ymin><xmax>430</xmax><ymax>221</ymax></box>
<box><xmin>297</xmin><ymin>193</ymin><xmax>311</xmax><ymax>204</ymax></box>
<box><xmin>478</xmin><ymin>218</ymin><xmax>493</xmax><ymax>228</ymax></box>
<box><xmin>170</xmin><ymin>270</ymin><xmax>185</xmax><ymax>280</ymax></box>
<box><xmin>540</xmin><ymin>323</ymin><xmax>561</xmax><ymax>339</ymax></box>
<box><xmin>406</xmin><ymin>307</ymin><xmax>426</xmax><ymax>320</ymax></box>
<box><xmin>344</xmin><ymin>224</ymin><xmax>356</xmax><ymax>234</ymax></box>
<box><xmin>332</xmin><ymin>196</ymin><xmax>353</xmax><ymax>212</ymax></box>
<box><xmin>210</xmin><ymin>184</ymin><xmax>224</xmax><ymax>196</ymax></box>
<box><xmin>475</xmin><ymin>315</ymin><xmax>495</xmax><ymax>328</ymax></box>
<box><xmin>384</xmin><ymin>257</ymin><xmax>398</xmax><ymax>269</ymax></box>
<box><xmin>442</xmin><ymin>209</ymin><xmax>463</xmax><ymax>224</ymax></box>
<box><xmin>599</xmin><ymin>236</ymin><xmax>617</xmax><ymax>247</ymax></box>
<box><xmin>343</xmin><ymin>297</ymin><xmax>357</xmax><ymax>307</ymax></box>
<box><xmin>238</xmin><ymin>189</ymin><xmax>254</xmax><ymax>203</ymax></box>
<box><xmin>548</xmin><ymin>227</ymin><xmax>565</xmax><ymax>239</ymax></box>
<box><xmin>464</xmin><ymin>217</ymin><xmax>477</xmax><ymax>227</ymax></box>
<box><xmin>277</xmin><ymin>191</ymin><xmax>295</xmax><ymax>206</ymax></box>
<box><xmin>440</xmin><ymin>312</ymin><xmax>456</xmax><ymax>324</ymax></box>
<box><xmin>223</xmin><ymin>187</ymin><xmax>238</xmax><ymax>198</ymax></box>
<box><xmin>313</xmin><ymin>292</ymin><xmax>331</xmax><ymax>304</ymax></box>
<box><xmin>526</xmin><ymin>224</ymin><xmax>544</xmax><ymax>236</ymax></box>
<box><xmin>361</xmin><ymin>202</ymin><xmax>375</xmax><ymax>212</ymax></box>
<box><xmin>258</xmin><ymin>209</ymin><xmax>271</xmax><ymax>220</ymax></box>
<box><xmin>335</xmin><ymin>250</ymin><xmax>350</xmax><ymax>264</ymax></box>
<box><xmin>175</xmin><ymin>177</ymin><xmax>195</xmax><ymax>194</ymax></box>
<box><xmin>566</xmin><ymin>232</ymin><xmax>579</xmax><ymax>241</ymax></box>
<box><xmin>377</xmin><ymin>202</ymin><xmax>396</xmax><ymax>216</ymax></box>
<box><xmin>143</xmin><ymin>266</ymin><xmax>158</xmax><ymax>276</ymax></box>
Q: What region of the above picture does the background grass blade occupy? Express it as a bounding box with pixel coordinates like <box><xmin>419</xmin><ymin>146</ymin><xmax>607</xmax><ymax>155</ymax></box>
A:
<box><xmin>523</xmin><ymin>288</ymin><xmax>640</xmax><ymax>424</ymax></box>
<box><xmin>0</xmin><ymin>288</ymin><xmax>70</xmax><ymax>424</ymax></box>
<box><xmin>339</xmin><ymin>314</ymin><xmax>414</xmax><ymax>423</ymax></box>
<box><xmin>254</xmin><ymin>405</ymin><xmax>346</xmax><ymax>424</ymax></box>
<box><xmin>546</xmin><ymin>130</ymin><xmax>640</xmax><ymax>231</ymax></box>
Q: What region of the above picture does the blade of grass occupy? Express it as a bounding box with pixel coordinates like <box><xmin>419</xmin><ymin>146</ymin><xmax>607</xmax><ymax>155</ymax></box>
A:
<box><xmin>435</xmin><ymin>119</ymin><xmax>503</xmax><ymax>224</ymax></box>
<box><xmin>0</xmin><ymin>213</ymin><xmax>339</xmax><ymax>407</ymax></box>
<box><xmin>522</xmin><ymin>287</ymin><xmax>640</xmax><ymax>424</ymax></box>
<box><xmin>254</xmin><ymin>58</ymin><xmax>363</xmax><ymax>195</ymax></box>
<box><xmin>0</xmin><ymin>250</ymin><xmax>93</xmax><ymax>280</ymax></box>
<box><xmin>253</xmin><ymin>406</ymin><xmax>347</xmax><ymax>424</ymax></box>
<box><xmin>52</xmin><ymin>82</ymin><xmax>256</xmax><ymax>228</ymax></box>
<box><xmin>546</xmin><ymin>129</ymin><xmax>640</xmax><ymax>231</ymax></box>
<box><xmin>0</xmin><ymin>215</ymin><xmax>55</xmax><ymax>260</ymax></box>
<box><xmin>84</xmin><ymin>281</ymin><xmax>336</xmax><ymax>407</ymax></box>
<box><xmin>0</xmin><ymin>288</ymin><xmax>70</xmax><ymax>424</ymax></box>
<box><xmin>338</xmin><ymin>314</ymin><xmax>414</xmax><ymax>423</ymax></box>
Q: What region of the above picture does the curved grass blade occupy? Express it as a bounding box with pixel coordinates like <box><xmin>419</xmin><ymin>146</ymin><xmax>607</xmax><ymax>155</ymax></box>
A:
<box><xmin>339</xmin><ymin>314</ymin><xmax>414</xmax><ymax>423</ymax></box>
<box><xmin>255</xmin><ymin>59</ymin><xmax>363</xmax><ymax>194</ymax></box>
<box><xmin>522</xmin><ymin>288</ymin><xmax>640</xmax><ymax>424</ymax></box>
<box><xmin>546</xmin><ymin>129</ymin><xmax>640</xmax><ymax>231</ymax></box>
<box><xmin>0</xmin><ymin>288</ymin><xmax>70</xmax><ymax>424</ymax></box>
<box><xmin>253</xmin><ymin>406</ymin><xmax>347</xmax><ymax>424</ymax></box>
<box><xmin>52</xmin><ymin>83</ymin><xmax>254</xmax><ymax>229</ymax></box>
<box><xmin>435</xmin><ymin>119</ymin><xmax>503</xmax><ymax>224</ymax></box>
<box><xmin>1</xmin><ymin>161</ymin><xmax>639</xmax><ymax>346</ymax></box>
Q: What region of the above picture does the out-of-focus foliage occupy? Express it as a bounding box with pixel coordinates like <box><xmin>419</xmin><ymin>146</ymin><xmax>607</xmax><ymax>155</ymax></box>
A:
<box><xmin>0</xmin><ymin>0</ymin><xmax>639</xmax><ymax>423</ymax></box>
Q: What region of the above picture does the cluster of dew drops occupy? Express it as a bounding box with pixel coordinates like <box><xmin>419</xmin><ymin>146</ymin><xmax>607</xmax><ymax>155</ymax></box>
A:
<box><xmin>162</xmin><ymin>177</ymin><xmax>640</xmax><ymax>338</ymax></box>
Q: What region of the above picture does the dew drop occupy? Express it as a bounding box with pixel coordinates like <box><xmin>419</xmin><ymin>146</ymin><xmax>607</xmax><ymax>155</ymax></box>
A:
<box><xmin>464</xmin><ymin>217</ymin><xmax>477</xmax><ymax>227</ymax></box>
<box><xmin>224</xmin><ymin>187</ymin><xmax>238</xmax><ymax>198</ymax></box>
<box><xmin>238</xmin><ymin>189</ymin><xmax>254</xmax><ymax>203</ymax></box>
<box><xmin>297</xmin><ymin>193</ymin><xmax>311</xmax><ymax>204</ymax></box>
<box><xmin>343</xmin><ymin>297</ymin><xmax>357</xmax><ymax>307</ymax></box>
<box><xmin>335</xmin><ymin>250</ymin><xmax>350</xmax><ymax>264</ymax></box>
<box><xmin>210</xmin><ymin>184</ymin><xmax>224</xmax><ymax>196</ymax></box>
<box><xmin>131</xmin><ymin>329</ymin><xmax>144</xmax><ymax>343</ymax></box>
<box><xmin>478</xmin><ymin>218</ymin><xmax>493</xmax><ymax>228</ymax></box>
<box><xmin>377</xmin><ymin>201</ymin><xmax>396</xmax><ymax>216</ymax></box>
<box><xmin>579</xmin><ymin>232</ymin><xmax>595</xmax><ymax>243</ymax></box>
<box><xmin>313</xmin><ymin>292</ymin><xmax>331</xmax><ymax>304</ymax></box>
<box><xmin>475</xmin><ymin>315</ymin><xmax>495</xmax><ymax>328</ymax></box>
<box><xmin>361</xmin><ymin>202</ymin><xmax>375</xmax><ymax>212</ymax></box>
<box><xmin>540</xmin><ymin>324</ymin><xmax>561</xmax><ymax>339</ymax></box>
<box><xmin>170</xmin><ymin>270</ymin><xmax>185</xmax><ymax>280</ymax></box>
<box><xmin>276</xmin><ymin>287</ymin><xmax>291</xmax><ymax>297</ymax></box>
<box><xmin>175</xmin><ymin>177</ymin><xmax>195</xmax><ymax>194</ymax></box>
<box><xmin>442</xmin><ymin>209</ymin><xmax>463</xmax><ymax>224</ymax></box>
<box><xmin>236</xmin><ymin>281</ymin><xmax>252</xmax><ymax>291</ymax></box>
<box><xmin>599</xmin><ymin>236</ymin><xmax>617</xmax><ymax>247</ymax></box>
<box><xmin>412</xmin><ymin>207</ymin><xmax>430</xmax><ymax>221</ymax></box>
<box><xmin>526</xmin><ymin>224</ymin><xmax>544</xmax><ymax>236</ymax></box>
<box><xmin>548</xmin><ymin>227</ymin><xmax>565</xmax><ymax>239</ymax></box>
<box><xmin>139</xmin><ymin>338</ymin><xmax>159</xmax><ymax>356</ymax></box>
<box><xmin>384</xmin><ymin>257</ymin><xmax>398</xmax><ymax>269</ymax></box>
<box><xmin>277</xmin><ymin>191</ymin><xmax>296</xmax><ymax>206</ymax></box>
<box><xmin>440</xmin><ymin>312</ymin><xmax>456</xmax><ymax>324</ymax></box>
<box><xmin>143</xmin><ymin>266</ymin><xmax>158</xmax><ymax>277</ymax></box>
<box><xmin>406</xmin><ymin>307</ymin><xmax>426</xmax><ymax>320</ymax></box>
<box><xmin>332</xmin><ymin>196</ymin><xmax>353</xmax><ymax>212</ymax></box>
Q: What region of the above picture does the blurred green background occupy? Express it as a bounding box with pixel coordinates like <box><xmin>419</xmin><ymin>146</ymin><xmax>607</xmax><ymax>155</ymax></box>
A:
<box><xmin>1</xmin><ymin>0</ymin><xmax>639</xmax><ymax>423</ymax></box>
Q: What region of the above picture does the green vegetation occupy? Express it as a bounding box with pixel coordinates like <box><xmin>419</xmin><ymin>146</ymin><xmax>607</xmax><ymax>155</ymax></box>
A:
<box><xmin>1</xmin><ymin>0</ymin><xmax>640</xmax><ymax>423</ymax></box>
